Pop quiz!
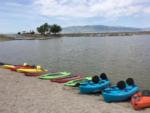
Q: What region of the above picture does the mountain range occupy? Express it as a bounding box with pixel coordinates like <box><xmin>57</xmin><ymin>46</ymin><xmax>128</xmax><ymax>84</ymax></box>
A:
<box><xmin>62</xmin><ymin>25</ymin><xmax>144</xmax><ymax>33</ymax></box>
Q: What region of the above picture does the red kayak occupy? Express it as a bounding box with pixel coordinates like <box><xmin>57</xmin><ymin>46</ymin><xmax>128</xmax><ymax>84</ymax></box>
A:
<box><xmin>11</xmin><ymin>65</ymin><xmax>36</xmax><ymax>71</ymax></box>
<box><xmin>51</xmin><ymin>74</ymin><xmax>84</xmax><ymax>83</ymax></box>
<box><xmin>24</xmin><ymin>72</ymin><xmax>47</xmax><ymax>77</ymax></box>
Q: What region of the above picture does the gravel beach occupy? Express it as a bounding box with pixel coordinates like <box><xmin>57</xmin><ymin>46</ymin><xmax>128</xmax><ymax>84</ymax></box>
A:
<box><xmin>0</xmin><ymin>69</ymin><xmax>150</xmax><ymax>113</ymax></box>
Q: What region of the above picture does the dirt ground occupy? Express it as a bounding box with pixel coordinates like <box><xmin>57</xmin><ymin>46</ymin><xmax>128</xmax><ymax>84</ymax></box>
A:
<box><xmin>0</xmin><ymin>69</ymin><xmax>149</xmax><ymax>113</ymax></box>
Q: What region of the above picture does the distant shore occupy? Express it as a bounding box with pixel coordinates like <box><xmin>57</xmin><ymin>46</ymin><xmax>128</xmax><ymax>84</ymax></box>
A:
<box><xmin>1</xmin><ymin>31</ymin><xmax>150</xmax><ymax>41</ymax></box>
<box><xmin>0</xmin><ymin>34</ymin><xmax>15</xmax><ymax>41</ymax></box>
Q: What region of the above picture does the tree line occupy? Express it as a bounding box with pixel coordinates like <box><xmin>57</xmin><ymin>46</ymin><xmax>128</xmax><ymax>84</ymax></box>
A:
<box><xmin>37</xmin><ymin>23</ymin><xmax>62</xmax><ymax>35</ymax></box>
<box><xmin>18</xmin><ymin>23</ymin><xmax>62</xmax><ymax>35</ymax></box>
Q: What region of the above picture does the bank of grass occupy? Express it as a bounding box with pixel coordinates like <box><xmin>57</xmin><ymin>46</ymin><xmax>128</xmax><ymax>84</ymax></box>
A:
<box><xmin>0</xmin><ymin>35</ymin><xmax>14</xmax><ymax>41</ymax></box>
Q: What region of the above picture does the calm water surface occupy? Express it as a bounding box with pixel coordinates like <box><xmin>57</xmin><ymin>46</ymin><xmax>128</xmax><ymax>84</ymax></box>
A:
<box><xmin>0</xmin><ymin>35</ymin><xmax>150</xmax><ymax>89</ymax></box>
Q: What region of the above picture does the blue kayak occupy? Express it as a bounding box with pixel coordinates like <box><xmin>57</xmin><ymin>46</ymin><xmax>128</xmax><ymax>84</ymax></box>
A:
<box><xmin>102</xmin><ymin>78</ymin><xmax>139</xmax><ymax>102</ymax></box>
<box><xmin>79</xmin><ymin>73</ymin><xmax>110</xmax><ymax>94</ymax></box>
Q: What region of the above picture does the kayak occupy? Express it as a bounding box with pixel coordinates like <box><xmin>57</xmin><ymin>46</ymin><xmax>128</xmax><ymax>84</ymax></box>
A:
<box><xmin>11</xmin><ymin>65</ymin><xmax>36</xmax><ymax>71</ymax></box>
<box><xmin>24</xmin><ymin>69</ymin><xmax>58</xmax><ymax>77</ymax></box>
<box><xmin>39</xmin><ymin>72</ymin><xmax>71</xmax><ymax>80</ymax></box>
<box><xmin>102</xmin><ymin>78</ymin><xmax>139</xmax><ymax>102</ymax></box>
<box><xmin>17</xmin><ymin>68</ymin><xmax>48</xmax><ymax>73</ymax></box>
<box><xmin>0</xmin><ymin>64</ymin><xmax>15</xmax><ymax>69</ymax></box>
<box><xmin>79</xmin><ymin>73</ymin><xmax>110</xmax><ymax>93</ymax></box>
<box><xmin>24</xmin><ymin>72</ymin><xmax>48</xmax><ymax>77</ymax></box>
<box><xmin>0</xmin><ymin>63</ymin><xmax>36</xmax><ymax>71</ymax></box>
<box><xmin>64</xmin><ymin>76</ymin><xmax>92</xmax><ymax>87</ymax></box>
<box><xmin>131</xmin><ymin>90</ymin><xmax>150</xmax><ymax>110</ymax></box>
<box><xmin>51</xmin><ymin>75</ymin><xmax>83</xmax><ymax>83</ymax></box>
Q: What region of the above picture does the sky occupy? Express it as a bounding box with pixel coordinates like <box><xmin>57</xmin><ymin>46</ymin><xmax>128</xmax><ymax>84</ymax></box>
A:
<box><xmin>0</xmin><ymin>0</ymin><xmax>150</xmax><ymax>33</ymax></box>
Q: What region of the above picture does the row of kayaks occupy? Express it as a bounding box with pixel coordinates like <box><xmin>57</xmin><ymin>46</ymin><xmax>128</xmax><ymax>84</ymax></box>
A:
<box><xmin>0</xmin><ymin>63</ymin><xmax>48</xmax><ymax>73</ymax></box>
<box><xmin>0</xmin><ymin>62</ymin><xmax>150</xmax><ymax>110</ymax></box>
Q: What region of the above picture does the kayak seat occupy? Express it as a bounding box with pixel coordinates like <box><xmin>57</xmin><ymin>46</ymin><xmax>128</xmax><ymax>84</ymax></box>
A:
<box><xmin>32</xmin><ymin>65</ymin><xmax>36</xmax><ymax>67</ymax></box>
<box><xmin>92</xmin><ymin>75</ymin><xmax>100</xmax><ymax>83</ymax></box>
<box><xmin>126</xmin><ymin>78</ymin><xmax>135</xmax><ymax>86</ymax></box>
<box><xmin>142</xmin><ymin>90</ymin><xmax>150</xmax><ymax>96</ymax></box>
<box><xmin>117</xmin><ymin>81</ymin><xmax>126</xmax><ymax>90</ymax></box>
<box><xmin>75</xmin><ymin>83</ymin><xmax>80</xmax><ymax>87</ymax></box>
<box><xmin>100</xmin><ymin>73</ymin><xmax>108</xmax><ymax>80</ymax></box>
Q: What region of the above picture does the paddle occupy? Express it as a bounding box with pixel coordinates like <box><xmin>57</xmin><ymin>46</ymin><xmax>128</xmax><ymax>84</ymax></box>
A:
<box><xmin>0</xmin><ymin>62</ymin><xmax>5</xmax><ymax>65</ymax></box>
<box><xmin>0</xmin><ymin>62</ymin><xmax>13</xmax><ymax>65</ymax></box>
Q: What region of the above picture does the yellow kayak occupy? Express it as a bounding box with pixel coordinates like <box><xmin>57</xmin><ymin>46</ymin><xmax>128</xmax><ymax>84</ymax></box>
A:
<box><xmin>0</xmin><ymin>64</ymin><xmax>15</xmax><ymax>69</ymax></box>
<box><xmin>0</xmin><ymin>63</ymin><xmax>32</xmax><ymax>69</ymax></box>
<box><xmin>17</xmin><ymin>67</ymin><xmax>48</xmax><ymax>73</ymax></box>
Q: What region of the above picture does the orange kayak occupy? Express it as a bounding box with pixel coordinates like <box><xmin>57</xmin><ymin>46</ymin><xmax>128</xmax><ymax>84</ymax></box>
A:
<box><xmin>131</xmin><ymin>90</ymin><xmax>150</xmax><ymax>110</ymax></box>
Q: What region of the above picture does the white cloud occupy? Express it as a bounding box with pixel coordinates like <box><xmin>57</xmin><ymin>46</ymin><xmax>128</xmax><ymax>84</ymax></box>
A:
<box><xmin>144</xmin><ymin>7</ymin><xmax>150</xmax><ymax>14</ymax></box>
<box><xmin>33</xmin><ymin>0</ymin><xmax>150</xmax><ymax>18</ymax></box>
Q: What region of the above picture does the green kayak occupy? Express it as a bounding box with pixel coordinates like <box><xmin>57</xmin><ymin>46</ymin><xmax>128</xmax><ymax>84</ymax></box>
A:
<box><xmin>64</xmin><ymin>76</ymin><xmax>92</xmax><ymax>87</ymax></box>
<box><xmin>39</xmin><ymin>72</ymin><xmax>71</xmax><ymax>80</ymax></box>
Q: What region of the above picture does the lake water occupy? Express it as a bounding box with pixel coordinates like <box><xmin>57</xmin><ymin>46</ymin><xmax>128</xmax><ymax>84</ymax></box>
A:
<box><xmin>0</xmin><ymin>35</ymin><xmax>150</xmax><ymax>89</ymax></box>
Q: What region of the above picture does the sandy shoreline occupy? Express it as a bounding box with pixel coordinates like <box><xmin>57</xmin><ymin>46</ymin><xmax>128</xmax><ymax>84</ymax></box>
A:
<box><xmin>0</xmin><ymin>68</ymin><xmax>149</xmax><ymax>113</ymax></box>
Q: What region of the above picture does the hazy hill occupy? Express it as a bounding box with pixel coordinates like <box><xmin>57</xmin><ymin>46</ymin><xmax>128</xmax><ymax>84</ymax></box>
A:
<box><xmin>62</xmin><ymin>25</ymin><xmax>142</xmax><ymax>33</ymax></box>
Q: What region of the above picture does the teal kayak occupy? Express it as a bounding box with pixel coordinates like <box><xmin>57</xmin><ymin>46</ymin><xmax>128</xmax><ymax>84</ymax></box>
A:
<box><xmin>79</xmin><ymin>73</ymin><xmax>110</xmax><ymax>93</ymax></box>
<box><xmin>102</xmin><ymin>78</ymin><xmax>139</xmax><ymax>102</ymax></box>
<box><xmin>39</xmin><ymin>72</ymin><xmax>71</xmax><ymax>80</ymax></box>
